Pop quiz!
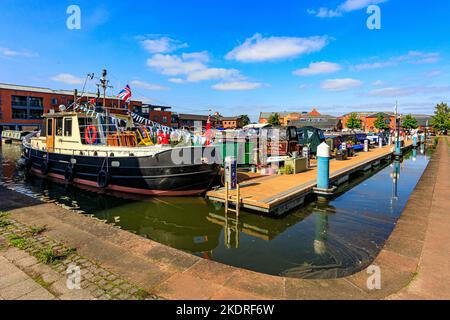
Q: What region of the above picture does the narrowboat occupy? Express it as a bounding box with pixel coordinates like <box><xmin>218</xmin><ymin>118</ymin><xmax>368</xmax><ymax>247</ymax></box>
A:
<box><xmin>21</xmin><ymin>110</ymin><xmax>220</xmax><ymax>196</ymax></box>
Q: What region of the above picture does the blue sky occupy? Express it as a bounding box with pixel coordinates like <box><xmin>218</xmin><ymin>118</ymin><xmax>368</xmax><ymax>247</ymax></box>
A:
<box><xmin>0</xmin><ymin>0</ymin><xmax>449</xmax><ymax>120</ymax></box>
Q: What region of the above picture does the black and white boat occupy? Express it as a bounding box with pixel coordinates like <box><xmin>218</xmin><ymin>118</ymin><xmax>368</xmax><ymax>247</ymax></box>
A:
<box><xmin>21</xmin><ymin>108</ymin><xmax>220</xmax><ymax>196</ymax></box>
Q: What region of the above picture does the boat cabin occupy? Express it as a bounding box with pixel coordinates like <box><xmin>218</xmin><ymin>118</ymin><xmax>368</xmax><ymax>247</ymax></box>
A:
<box><xmin>29</xmin><ymin>111</ymin><xmax>167</xmax><ymax>157</ymax></box>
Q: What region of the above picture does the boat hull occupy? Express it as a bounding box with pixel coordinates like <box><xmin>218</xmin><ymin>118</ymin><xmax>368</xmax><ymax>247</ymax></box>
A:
<box><xmin>24</xmin><ymin>146</ymin><xmax>220</xmax><ymax>196</ymax></box>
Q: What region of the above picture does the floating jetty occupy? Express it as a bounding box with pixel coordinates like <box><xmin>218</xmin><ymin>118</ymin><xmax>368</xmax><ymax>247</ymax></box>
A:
<box><xmin>207</xmin><ymin>141</ymin><xmax>414</xmax><ymax>215</ymax></box>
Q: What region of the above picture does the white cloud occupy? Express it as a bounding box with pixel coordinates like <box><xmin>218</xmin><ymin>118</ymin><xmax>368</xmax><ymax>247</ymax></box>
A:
<box><xmin>0</xmin><ymin>47</ymin><xmax>38</xmax><ymax>58</ymax></box>
<box><xmin>225</xmin><ymin>33</ymin><xmax>329</xmax><ymax>63</ymax></box>
<box><xmin>147</xmin><ymin>53</ymin><xmax>205</xmax><ymax>76</ymax></box>
<box><xmin>352</xmin><ymin>61</ymin><xmax>395</xmax><ymax>71</ymax></box>
<box><xmin>293</xmin><ymin>61</ymin><xmax>341</xmax><ymax>76</ymax></box>
<box><xmin>182</xmin><ymin>51</ymin><xmax>210</xmax><ymax>63</ymax></box>
<box><xmin>148</xmin><ymin>52</ymin><xmax>245</xmax><ymax>84</ymax></box>
<box><xmin>130</xmin><ymin>80</ymin><xmax>169</xmax><ymax>91</ymax></box>
<box><xmin>168</xmin><ymin>78</ymin><xmax>185</xmax><ymax>84</ymax></box>
<box><xmin>372</xmin><ymin>80</ymin><xmax>385</xmax><ymax>86</ymax></box>
<box><xmin>368</xmin><ymin>86</ymin><xmax>450</xmax><ymax>97</ymax></box>
<box><xmin>141</xmin><ymin>36</ymin><xmax>188</xmax><ymax>54</ymax></box>
<box><xmin>321</xmin><ymin>78</ymin><xmax>363</xmax><ymax>91</ymax></box>
<box><xmin>308</xmin><ymin>0</ymin><xmax>387</xmax><ymax>18</ymax></box>
<box><xmin>187</xmin><ymin>68</ymin><xmax>241</xmax><ymax>82</ymax></box>
<box><xmin>51</xmin><ymin>73</ymin><xmax>84</xmax><ymax>85</ymax></box>
<box><xmin>424</xmin><ymin>70</ymin><xmax>442</xmax><ymax>78</ymax></box>
<box><xmin>212</xmin><ymin>81</ymin><xmax>262</xmax><ymax>91</ymax></box>
<box><xmin>404</xmin><ymin>51</ymin><xmax>440</xmax><ymax>64</ymax></box>
<box><xmin>352</xmin><ymin>51</ymin><xmax>441</xmax><ymax>71</ymax></box>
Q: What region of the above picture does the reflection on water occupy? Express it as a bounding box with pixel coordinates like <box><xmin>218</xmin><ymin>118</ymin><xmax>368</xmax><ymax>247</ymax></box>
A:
<box><xmin>0</xmin><ymin>144</ymin><xmax>431</xmax><ymax>278</ymax></box>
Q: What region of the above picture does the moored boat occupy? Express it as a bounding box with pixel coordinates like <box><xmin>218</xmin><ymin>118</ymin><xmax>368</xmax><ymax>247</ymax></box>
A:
<box><xmin>22</xmin><ymin>110</ymin><xmax>220</xmax><ymax>196</ymax></box>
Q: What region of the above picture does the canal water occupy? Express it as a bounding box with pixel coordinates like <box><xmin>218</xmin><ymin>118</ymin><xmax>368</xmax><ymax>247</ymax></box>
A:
<box><xmin>0</xmin><ymin>144</ymin><xmax>431</xmax><ymax>279</ymax></box>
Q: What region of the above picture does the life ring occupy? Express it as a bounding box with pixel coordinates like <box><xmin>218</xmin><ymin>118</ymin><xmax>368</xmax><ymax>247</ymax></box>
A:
<box><xmin>85</xmin><ymin>125</ymin><xmax>98</xmax><ymax>144</ymax></box>
<box><xmin>64</xmin><ymin>165</ymin><xmax>75</xmax><ymax>182</ymax></box>
<box><xmin>40</xmin><ymin>161</ymin><xmax>49</xmax><ymax>175</ymax></box>
<box><xmin>157</xmin><ymin>132</ymin><xmax>164</xmax><ymax>144</ymax></box>
<box><xmin>97</xmin><ymin>169</ymin><xmax>110</xmax><ymax>188</ymax></box>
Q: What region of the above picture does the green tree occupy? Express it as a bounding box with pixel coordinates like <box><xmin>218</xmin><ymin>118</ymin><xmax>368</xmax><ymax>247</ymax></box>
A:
<box><xmin>431</xmin><ymin>102</ymin><xmax>450</xmax><ymax>133</ymax></box>
<box><xmin>402</xmin><ymin>114</ymin><xmax>418</xmax><ymax>130</ymax></box>
<box><xmin>374</xmin><ymin>113</ymin><xmax>389</xmax><ymax>131</ymax></box>
<box><xmin>346</xmin><ymin>112</ymin><xmax>361</xmax><ymax>130</ymax></box>
<box><xmin>268</xmin><ymin>113</ymin><xmax>281</xmax><ymax>126</ymax></box>
<box><xmin>239</xmin><ymin>114</ymin><xmax>250</xmax><ymax>126</ymax></box>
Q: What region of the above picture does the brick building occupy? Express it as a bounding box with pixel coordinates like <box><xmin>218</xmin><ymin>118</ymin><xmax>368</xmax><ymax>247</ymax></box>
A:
<box><xmin>220</xmin><ymin>116</ymin><xmax>244</xmax><ymax>129</ymax></box>
<box><xmin>0</xmin><ymin>83</ymin><xmax>142</xmax><ymax>132</ymax></box>
<box><xmin>341</xmin><ymin>112</ymin><xmax>396</xmax><ymax>132</ymax></box>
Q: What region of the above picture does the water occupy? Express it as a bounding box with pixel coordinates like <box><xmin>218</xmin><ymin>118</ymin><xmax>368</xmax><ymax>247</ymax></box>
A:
<box><xmin>0</xmin><ymin>144</ymin><xmax>431</xmax><ymax>278</ymax></box>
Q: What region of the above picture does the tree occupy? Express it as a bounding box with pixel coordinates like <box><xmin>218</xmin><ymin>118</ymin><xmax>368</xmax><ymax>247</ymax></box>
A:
<box><xmin>268</xmin><ymin>113</ymin><xmax>281</xmax><ymax>126</ymax></box>
<box><xmin>346</xmin><ymin>112</ymin><xmax>361</xmax><ymax>130</ymax></box>
<box><xmin>374</xmin><ymin>113</ymin><xmax>389</xmax><ymax>131</ymax></box>
<box><xmin>431</xmin><ymin>102</ymin><xmax>450</xmax><ymax>134</ymax></box>
<box><xmin>239</xmin><ymin>114</ymin><xmax>250</xmax><ymax>126</ymax></box>
<box><xmin>402</xmin><ymin>114</ymin><xmax>418</xmax><ymax>130</ymax></box>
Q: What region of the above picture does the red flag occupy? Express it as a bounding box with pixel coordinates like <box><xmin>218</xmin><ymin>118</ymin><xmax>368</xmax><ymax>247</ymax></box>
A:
<box><xmin>205</xmin><ymin>116</ymin><xmax>212</xmax><ymax>146</ymax></box>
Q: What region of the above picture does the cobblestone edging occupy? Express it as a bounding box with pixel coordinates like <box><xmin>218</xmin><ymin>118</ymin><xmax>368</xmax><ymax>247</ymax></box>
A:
<box><xmin>0</xmin><ymin>213</ymin><xmax>161</xmax><ymax>300</ymax></box>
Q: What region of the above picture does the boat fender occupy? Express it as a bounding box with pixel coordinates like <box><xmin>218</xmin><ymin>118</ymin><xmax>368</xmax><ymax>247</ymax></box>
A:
<box><xmin>64</xmin><ymin>165</ymin><xmax>75</xmax><ymax>182</ymax></box>
<box><xmin>40</xmin><ymin>160</ymin><xmax>50</xmax><ymax>175</ymax></box>
<box><xmin>16</xmin><ymin>157</ymin><xmax>27</xmax><ymax>170</ymax></box>
<box><xmin>97</xmin><ymin>170</ymin><xmax>110</xmax><ymax>188</ymax></box>
<box><xmin>85</xmin><ymin>125</ymin><xmax>98</xmax><ymax>144</ymax></box>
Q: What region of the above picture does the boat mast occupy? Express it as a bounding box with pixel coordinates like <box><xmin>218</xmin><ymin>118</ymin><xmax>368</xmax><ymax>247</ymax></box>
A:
<box><xmin>99</xmin><ymin>69</ymin><xmax>112</xmax><ymax>136</ymax></box>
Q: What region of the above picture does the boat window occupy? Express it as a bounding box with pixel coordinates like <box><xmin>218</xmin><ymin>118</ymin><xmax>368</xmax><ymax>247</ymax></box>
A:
<box><xmin>64</xmin><ymin>118</ymin><xmax>72</xmax><ymax>137</ymax></box>
<box><xmin>41</xmin><ymin>119</ymin><xmax>47</xmax><ymax>137</ymax></box>
<box><xmin>55</xmin><ymin>118</ymin><xmax>63</xmax><ymax>136</ymax></box>
<box><xmin>47</xmin><ymin>119</ymin><xmax>52</xmax><ymax>136</ymax></box>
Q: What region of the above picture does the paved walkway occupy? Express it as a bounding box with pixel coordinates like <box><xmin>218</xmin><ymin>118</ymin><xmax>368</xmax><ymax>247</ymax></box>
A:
<box><xmin>0</xmin><ymin>254</ymin><xmax>55</xmax><ymax>300</ymax></box>
<box><xmin>0</xmin><ymin>217</ymin><xmax>159</xmax><ymax>300</ymax></box>
<box><xmin>389</xmin><ymin>137</ymin><xmax>450</xmax><ymax>299</ymax></box>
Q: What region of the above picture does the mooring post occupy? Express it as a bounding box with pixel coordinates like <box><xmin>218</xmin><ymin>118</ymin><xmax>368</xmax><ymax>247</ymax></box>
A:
<box><xmin>420</xmin><ymin>133</ymin><xmax>425</xmax><ymax>143</ymax></box>
<box><xmin>395</xmin><ymin>134</ymin><xmax>402</xmax><ymax>156</ymax></box>
<box><xmin>413</xmin><ymin>133</ymin><xmax>418</xmax><ymax>147</ymax></box>
<box><xmin>225</xmin><ymin>182</ymin><xmax>229</xmax><ymax>213</ymax></box>
<box><xmin>236</xmin><ymin>184</ymin><xmax>240</xmax><ymax>217</ymax></box>
<box><xmin>379</xmin><ymin>136</ymin><xmax>383</xmax><ymax>148</ymax></box>
<box><xmin>364</xmin><ymin>139</ymin><xmax>369</xmax><ymax>152</ymax></box>
<box><xmin>317</xmin><ymin>142</ymin><xmax>331</xmax><ymax>190</ymax></box>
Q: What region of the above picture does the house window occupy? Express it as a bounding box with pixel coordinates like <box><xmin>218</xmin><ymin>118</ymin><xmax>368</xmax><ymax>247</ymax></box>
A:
<box><xmin>51</xmin><ymin>98</ymin><xmax>58</xmax><ymax>105</ymax></box>
<box><xmin>162</xmin><ymin>116</ymin><xmax>168</xmax><ymax>123</ymax></box>
<box><xmin>11</xmin><ymin>95</ymin><xmax>27</xmax><ymax>106</ymax></box>
<box><xmin>64</xmin><ymin>118</ymin><xmax>72</xmax><ymax>137</ymax></box>
<box><xmin>29</xmin><ymin>97</ymin><xmax>43</xmax><ymax>107</ymax></box>
<box><xmin>12</xmin><ymin>108</ymin><xmax>28</xmax><ymax>119</ymax></box>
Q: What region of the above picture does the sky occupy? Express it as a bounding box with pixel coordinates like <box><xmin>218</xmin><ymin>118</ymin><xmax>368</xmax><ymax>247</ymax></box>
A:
<box><xmin>0</xmin><ymin>0</ymin><xmax>449</xmax><ymax>121</ymax></box>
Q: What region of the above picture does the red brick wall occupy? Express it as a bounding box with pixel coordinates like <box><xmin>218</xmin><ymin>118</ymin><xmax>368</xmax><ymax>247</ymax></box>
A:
<box><xmin>0</xmin><ymin>87</ymin><xmax>141</xmax><ymax>128</ymax></box>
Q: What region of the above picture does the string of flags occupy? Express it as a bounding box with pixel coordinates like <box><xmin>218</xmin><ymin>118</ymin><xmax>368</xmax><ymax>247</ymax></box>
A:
<box><xmin>72</xmin><ymin>103</ymin><xmax>192</xmax><ymax>139</ymax></box>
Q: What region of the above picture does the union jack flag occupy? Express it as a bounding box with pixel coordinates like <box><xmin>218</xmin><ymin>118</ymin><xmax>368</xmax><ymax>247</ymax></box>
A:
<box><xmin>117</xmin><ymin>85</ymin><xmax>132</xmax><ymax>103</ymax></box>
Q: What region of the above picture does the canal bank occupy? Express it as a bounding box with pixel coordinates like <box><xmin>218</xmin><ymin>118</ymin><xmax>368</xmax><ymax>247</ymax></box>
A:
<box><xmin>0</xmin><ymin>137</ymin><xmax>448</xmax><ymax>300</ymax></box>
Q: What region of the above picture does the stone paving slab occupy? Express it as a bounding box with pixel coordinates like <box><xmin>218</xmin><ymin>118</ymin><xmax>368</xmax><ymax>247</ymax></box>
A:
<box><xmin>0</xmin><ymin>217</ymin><xmax>161</xmax><ymax>300</ymax></box>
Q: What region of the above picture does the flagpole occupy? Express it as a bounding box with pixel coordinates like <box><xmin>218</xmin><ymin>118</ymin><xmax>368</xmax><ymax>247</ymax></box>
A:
<box><xmin>118</xmin><ymin>80</ymin><xmax>121</xmax><ymax>110</ymax></box>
